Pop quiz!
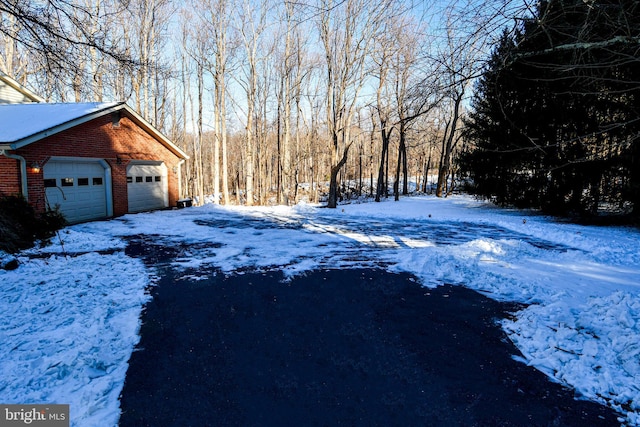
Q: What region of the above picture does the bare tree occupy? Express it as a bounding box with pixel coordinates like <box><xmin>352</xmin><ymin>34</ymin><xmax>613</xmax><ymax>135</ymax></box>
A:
<box><xmin>234</xmin><ymin>0</ymin><xmax>269</xmax><ymax>206</ymax></box>
<box><xmin>193</xmin><ymin>0</ymin><xmax>234</xmax><ymax>204</ymax></box>
<box><xmin>0</xmin><ymin>6</ymin><xmax>26</xmax><ymax>78</ymax></box>
<box><xmin>125</xmin><ymin>0</ymin><xmax>174</xmax><ymax>124</ymax></box>
<box><xmin>273</xmin><ymin>0</ymin><xmax>316</xmax><ymax>205</ymax></box>
<box><xmin>0</xmin><ymin>0</ymin><xmax>135</xmax><ymax>99</ymax></box>
<box><xmin>432</xmin><ymin>2</ymin><xmax>484</xmax><ymax>197</ymax></box>
<box><xmin>317</xmin><ymin>0</ymin><xmax>393</xmax><ymax>208</ymax></box>
<box><xmin>370</xmin><ymin>12</ymin><xmax>439</xmax><ymax>202</ymax></box>
<box><xmin>178</xmin><ymin>6</ymin><xmax>210</xmax><ymax>205</ymax></box>
<box><xmin>276</xmin><ymin>1</ymin><xmax>294</xmax><ymax>205</ymax></box>
<box><xmin>373</xmin><ymin>24</ymin><xmax>394</xmax><ymax>202</ymax></box>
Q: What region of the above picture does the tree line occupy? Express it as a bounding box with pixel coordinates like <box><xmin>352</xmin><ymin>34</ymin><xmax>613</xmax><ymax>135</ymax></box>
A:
<box><xmin>1</xmin><ymin>0</ymin><xmax>500</xmax><ymax>208</ymax></box>
<box><xmin>4</xmin><ymin>0</ymin><xmax>637</xmax><ymax>217</ymax></box>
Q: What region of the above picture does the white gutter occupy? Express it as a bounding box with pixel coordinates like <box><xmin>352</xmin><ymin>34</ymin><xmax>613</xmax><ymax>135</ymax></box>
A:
<box><xmin>0</xmin><ymin>150</ymin><xmax>28</xmax><ymax>201</ymax></box>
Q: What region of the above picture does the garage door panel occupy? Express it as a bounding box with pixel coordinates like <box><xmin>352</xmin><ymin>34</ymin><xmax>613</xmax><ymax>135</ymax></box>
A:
<box><xmin>127</xmin><ymin>163</ymin><xmax>168</xmax><ymax>213</ymax></box>
<box><xmin>43</xmin><ymin>160</ymin><xmax>108</xmax><ymax>223</ymax></box>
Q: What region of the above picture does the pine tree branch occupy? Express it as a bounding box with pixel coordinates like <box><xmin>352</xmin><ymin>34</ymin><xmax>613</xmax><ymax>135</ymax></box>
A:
<box><xmin>514</xmin><ymin>36</ymin><xmax>640</xmax><ymax>60</ymax></box>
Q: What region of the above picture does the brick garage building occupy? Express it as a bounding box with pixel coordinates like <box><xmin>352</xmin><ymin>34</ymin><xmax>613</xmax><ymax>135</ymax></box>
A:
<box><xmin>0</xmin><ymin>102</ymin><xmax>188</xmax><ymax>223</ymax></box>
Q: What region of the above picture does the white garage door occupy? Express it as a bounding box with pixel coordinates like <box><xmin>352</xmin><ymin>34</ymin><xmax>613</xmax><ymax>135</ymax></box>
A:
<box><xmin>44</xmin><ymin>160</ymin><xmax>108</xmax><ymax>223</ymax></box>
<box><xmin>127</xmin><ymin>162</ymin><xmax>168</xmax><ymax>213</ymax></box>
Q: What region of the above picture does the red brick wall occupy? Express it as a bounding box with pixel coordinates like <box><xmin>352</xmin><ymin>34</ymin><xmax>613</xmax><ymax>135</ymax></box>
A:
<box><xmin>11</xmin><ymin>114</ymin><xmax>183</xmax><ymax>216</ymax></box>
<box><xmin>0</xmin><ymin>156</ymin><xmax>21</xmax><ymax>197</ymax></box>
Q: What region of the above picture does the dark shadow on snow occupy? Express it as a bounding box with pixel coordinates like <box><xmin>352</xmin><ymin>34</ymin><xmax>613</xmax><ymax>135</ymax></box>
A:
<box><xmin>193</xmin><ymin>213</ymin><xmax>575</xmax><ymax>252</ymax></box>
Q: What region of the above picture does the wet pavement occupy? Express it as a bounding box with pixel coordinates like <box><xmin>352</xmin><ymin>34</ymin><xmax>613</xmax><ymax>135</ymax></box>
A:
<box><xmin>118</xmin><ymin>244</ymin><xmax>619</xmax><ymax>426</ymax></box>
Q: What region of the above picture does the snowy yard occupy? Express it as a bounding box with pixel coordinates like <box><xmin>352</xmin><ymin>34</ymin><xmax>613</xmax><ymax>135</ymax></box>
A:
<box><xmin>1</xmin><ymin>195</ymin><xmax>639</xmax><ymax>426</ymax></box>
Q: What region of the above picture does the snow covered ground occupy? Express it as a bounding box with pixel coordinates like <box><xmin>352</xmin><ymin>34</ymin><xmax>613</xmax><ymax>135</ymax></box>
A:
<box><xmin>1</xmin><ymin>195</ymin><xmax>639</xmax><ymax>426</ymax></box>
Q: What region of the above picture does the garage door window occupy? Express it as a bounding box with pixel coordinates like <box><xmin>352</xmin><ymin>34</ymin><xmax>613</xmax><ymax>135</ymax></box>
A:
<box><xmin>93</xmin><ymin>177</ymin><xmax>103</xmax><ymax>185</ymax></box>
<box><xmin>61</xmin><ymin>178</ymin><xmax>74</xmax><ymax>187</ymax></box>
<box><xmin>128</xmin><ymin>175</ymin><xmax>162</xmax><ymax>184</ymax></box>
<box><xmin>44</xmin><ymin>179</ymin><xmax>56</xmax><ymax>188</ymax></box>
<box><xmin>78</xmin><ymin>178</ymin><xmax>89</xmax><ymax>186</ymax></box>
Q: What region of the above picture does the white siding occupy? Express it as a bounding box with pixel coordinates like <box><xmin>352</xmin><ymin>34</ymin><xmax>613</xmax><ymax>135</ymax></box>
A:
<box><xmin>0</xmin><ymin>75</ymin><xmax>42</xmax><ymax>104</ymax></box>
<box><xmin>0</xmin><ymin>80</ymin><xmax>33</xmax><ymax>104</ymax></box>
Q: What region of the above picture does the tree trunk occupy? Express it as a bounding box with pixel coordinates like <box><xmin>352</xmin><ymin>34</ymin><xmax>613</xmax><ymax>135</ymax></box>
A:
<box><xmin>375</xmin><ymin>126</ymin><xmax>391</xmax><ymax>202</ymax></box>
<box><xmin>221</xmin><ymin>79</ymin><xmax>230</xmax><ymax>204</ymax></box>
<box><xmin>436</xmin><ymin>92</ymin><xmax>463</xmax><ymax>198</ymax></box>
<box><xmin>327</xmin><ymin>142</ymin><xmax>351</xmax><ymax>208</ymax></box>
<box><xmin>196</xmin><ymin>62</ymin><xmax>205</xmax><ymax>205</ymax></box>
<box><xmin>401</xmin><ymin>135</ymin><xmax>408</xmax><ymax>195</ymax></box>
<box><xmin>393</xmin><ymin>141</ymin><xmax>401</xmax><ymax>201</ymax></box>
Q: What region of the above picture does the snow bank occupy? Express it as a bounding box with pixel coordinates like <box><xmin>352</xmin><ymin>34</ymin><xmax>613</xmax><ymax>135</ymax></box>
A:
<box><xmin>2</xmin><ymin>194</ymin><xmax>639</xmax><ymax>426</ymax></box>
<box><xmin>504</xmin><ymin>293</ymin><xmax>640</xmax><ymax>426</ymax></box>
<box><xmin>0</xmin><ymin>251</ymin><xmax>149</xmax><ymax>427</ymax></box>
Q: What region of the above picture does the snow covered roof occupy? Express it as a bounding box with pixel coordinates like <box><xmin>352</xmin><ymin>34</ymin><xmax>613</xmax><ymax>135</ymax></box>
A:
<box><xmin>0</xmin><ymin>102</ymin><xmax>120</xmax><ymax>144</ymax></box>
<box><xmin>0</xmin><ymin>102</ymin><xmax>188</xmax><ymax>159</ymax></box>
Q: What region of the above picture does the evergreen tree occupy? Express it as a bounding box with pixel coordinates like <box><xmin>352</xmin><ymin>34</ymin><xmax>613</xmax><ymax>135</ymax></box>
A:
<box><xmin>461</xmin><ymin>0</ymin><xmax>640</xmax><ymax>218</ymax></box>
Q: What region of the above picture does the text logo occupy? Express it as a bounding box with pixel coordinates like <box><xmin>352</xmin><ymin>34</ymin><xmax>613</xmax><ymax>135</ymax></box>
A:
<box><xmin>0</xmin><ymin>405</ymin><xmax>69</xmax><ymax>427</ymax></box>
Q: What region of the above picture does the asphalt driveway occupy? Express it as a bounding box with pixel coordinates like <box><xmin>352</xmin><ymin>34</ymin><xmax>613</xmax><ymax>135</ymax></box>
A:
<box><xmin>118</xmin><ymin>239</ymin><xmax>618</xmax><ymax>426</ymax></box>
